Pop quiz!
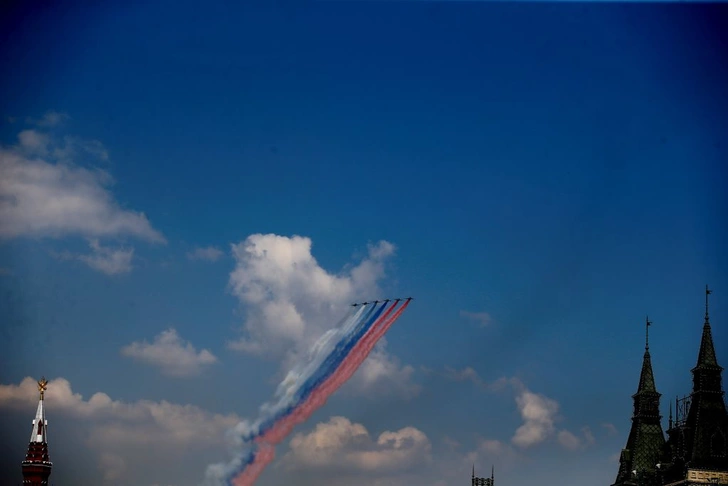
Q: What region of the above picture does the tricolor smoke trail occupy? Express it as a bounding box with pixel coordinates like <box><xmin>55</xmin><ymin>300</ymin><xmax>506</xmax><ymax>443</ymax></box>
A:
<box><xmin>204</xmin><ymin>299</ymin><xmax>411</xmax><ymax>486</ymax></box>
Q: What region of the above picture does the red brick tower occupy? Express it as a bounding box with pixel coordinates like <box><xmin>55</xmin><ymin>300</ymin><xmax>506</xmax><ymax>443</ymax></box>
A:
<box><xmin>21</xmin><ymin>377</ymin><xmax>52</xmax><ymax>485</ymax></box>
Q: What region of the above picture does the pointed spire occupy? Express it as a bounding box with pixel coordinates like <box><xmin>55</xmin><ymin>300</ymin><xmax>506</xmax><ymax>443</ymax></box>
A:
<box><xmin>30</xmin><ymin>377</ymin><xmax>48</xmax><ymax>443</ymax></box>
<box><xmin>695</xmin><ymin>285</ymin><xmax>719</xmax><ymax>368</ymax></box>
<box><xmin>472</xmin><ymin>464</ymin><xmax>475</xmax><ymax>479</ymax></box>
<box><xmin>636</xmin><ymin>319</ymin><xmax>657</xmax><ymax>393</ymax></box>
<box><xmin>668</xmin><ymin>401</ymin><xmax>673</xmax><ymax>429</ymax></box>
<box><xmin>491</xmin><ymin>464</ymin><xmax>494</xmax><ymax>481</ymax></box>
<box><xmin>22</xmin><ymin>377</ymin><xmax>52</xmax><ymax>485</ymax></box>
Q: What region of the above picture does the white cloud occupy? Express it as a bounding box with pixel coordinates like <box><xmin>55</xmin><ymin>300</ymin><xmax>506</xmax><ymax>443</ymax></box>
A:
<box><xmin>0</xmin><ymin>128</ymin><xmax>164</xmax><ymax>242</ymax></box>
<box><xmin>284</xmin><ymin>416</ymin><xmax>431</xmax><ymax>474</ymax></box>
<box><xmin>187</xmin><ymin>246</ymin><xmax>224</xmax><ymax>262</ymax></box>
<box><xmin>511</xmin><ymin>382</ymin><xmax>559</xmax><ymax>448</ymax></box>
<box><xmin>459</xmin><ymin>310</ymin><xmax>492</xmax><ymax>327</ymax></box>
<box><xmin>557</xmin><ymin>426</ymin><xmax>596</xmax><ymax>451</ymax></box>
<box><xmin>18</xmin><ymin>129</ymin><xmax>50</xmax><ymax>154</ymax></box>
<box><xmin>227</xmin><ymin>234</ymin><xmax>416</xmax><ymax>396</ymax></box>
<box><xmin>505</xmin><ymin>379</ymin><xmax>593</xmax><ymax>451</ymax></box>
<box><xmin>557</xmin><ymin>430</ymin><xmax>582</xmax><ymax>450</ymax></box>
<box><xmin>121</xmin><ymin>328</ymin><xmax>218</xmax><ymax>377</ymax></box>
<box><xmin>0</xmin><ymin>377</ymin><xmax>240</xmax><ymax>485</ymax></box>
<box><xmin>350</xmin><ymin>338</ymin><xmax>421</xmax><ymax>398</ymax></box>
<box><xmin>79</xmin><ymin>239</ymin><xmax>134</xmax><ymax>275</ymax></box>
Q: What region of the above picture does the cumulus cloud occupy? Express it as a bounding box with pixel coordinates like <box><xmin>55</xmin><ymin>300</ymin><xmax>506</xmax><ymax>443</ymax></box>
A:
<box><xmin>121</xmin><ymin>328</ymin><xmax>218</xmax><ymax>377</ymax></box>
<box><xmin>511</xmin><ymin>382</ymin><xmax>560</xmax><ymax>448</ymax></box>
<box><xmin>504</xmin><ymin>379</ymin><xmax>593</xmax><ymax>451</ymax></box>
<box><xmin>0</xmin><ymin>377</ymin><xmax>240</xmax><ymax>485</ymax></box>
<box><xmin>0</xmin><ymin>127</ymin><xmax>164</xmax><ymax>243</ymax></box>
<box><xmin>187</xmin><ymin>246</ymin><xmax>224</xmax><ymax>262</ymax></box>
<box><xmin>459</xmin><ymin>310</ymin><xmax>492</xmax><ymax>327</ymax></box>
<box><xmin>227</xmin><ymin>234</ymin><xmax>416</xmax><ymax>396</ymax></box>
<box><xmin>284</xmin><ymin>416</ymin><xmax>431</xmax><ymax>474</ymax></box>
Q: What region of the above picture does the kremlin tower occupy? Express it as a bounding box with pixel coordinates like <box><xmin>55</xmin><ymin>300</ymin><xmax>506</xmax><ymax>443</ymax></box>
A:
<box><xmin>21</xmin><ymin>377</ymin><xmax>52</xmax><ymax>485</ymax></box>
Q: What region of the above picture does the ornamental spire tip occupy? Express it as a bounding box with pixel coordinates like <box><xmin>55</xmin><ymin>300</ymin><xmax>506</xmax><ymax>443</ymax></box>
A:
<box><xmin>645</xmin><ymin>315</ymin><xmax>651</xmax><ymax>351</ymax></box>
<box><xmin>705</xmin><ymin>285</ymin><xmax>712</xmax><ymax>325</ymax></box>
<box><xmin>38</xmin><ymin>377</ymin><xmax>48</xmax><ymax>401</ymax></box>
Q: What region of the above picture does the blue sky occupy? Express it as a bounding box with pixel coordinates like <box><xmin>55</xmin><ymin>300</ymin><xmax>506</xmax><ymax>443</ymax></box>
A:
<box><xmin>1</xmin><ymin>2</ymin><xmax>727</xmax><ymax>485</ymax></box>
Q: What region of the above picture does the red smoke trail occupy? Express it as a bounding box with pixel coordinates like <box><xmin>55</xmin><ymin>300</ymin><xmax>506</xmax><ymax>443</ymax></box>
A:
<box><xmin>259</xmin><ymin>299</ymin><xmax>410</xmax><ymax>444</ymax></box>
<box><xmin>230</xmin><ymin>300</ymin><xmax>410</xmax><ymax>486</ymax></box>
<box><xmin>230</xmin><ymin>443</ymin><xmax>275</xmax><ymax>486</ymax></box>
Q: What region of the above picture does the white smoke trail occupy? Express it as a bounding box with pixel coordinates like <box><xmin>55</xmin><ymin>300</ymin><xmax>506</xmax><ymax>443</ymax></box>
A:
<box><xmin>201</xmin><ymin>305</ymin><xmax>369</xmax><ymax>485</ymax></box>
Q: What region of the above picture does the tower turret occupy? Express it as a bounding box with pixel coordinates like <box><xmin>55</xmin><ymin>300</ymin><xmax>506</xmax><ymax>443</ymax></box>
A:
<box><xmin>471</xmin><ymin>464</ymin><xmax>494</xmax><ymax>486</ymax></box>
<box><xmin>612</xmin><ymin>317</ymin><xmax>666</xmax><ymax>486</ymax></box>
<box><xmin>661</xmin><ymin>286</ymin><xmax>728</xmax><ymax>485</ymax></box>
<box><xmin>684</xmin><ymin>286</ymin><xmax>728</xmax><ymax>471</ymax></box>
<box><xmin>21</xmin><ymin>377</ymin><xmax>52</xmax><ymax>485</ymax></box>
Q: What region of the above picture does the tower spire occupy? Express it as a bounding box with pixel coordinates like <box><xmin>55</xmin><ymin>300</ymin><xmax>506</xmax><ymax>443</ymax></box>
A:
<box><xmin>705</xmin><ymin>284</ymin><xmax>711</xmax><ymax>323</ymax></box>
<box><xmin>611</xmin><ymin>318</ymin><xmax>665</xmax><ymax>486</ymax></box>
<box><xmin>695</xmin><ymin>285</ymin><xmax>719</xmax><ymax>368</ymax></box>
<box><xmin>645</xmin><ymin>315</ymin><xmax>651</xmax><ymax>351</ymax></box>
<box><xmin>22</xmin><ymin>377</ymin><xmax>52</xmax><ymax>485</ymax></box>
<box><xmin>637</xmin><ymin>318</ymin><xmax>657</xmax><ymax>393</ymax></box>
<box><xmin>679</xmin><ymin>285</ymin><xmax>728</xmax><ymax>473</ymax></box>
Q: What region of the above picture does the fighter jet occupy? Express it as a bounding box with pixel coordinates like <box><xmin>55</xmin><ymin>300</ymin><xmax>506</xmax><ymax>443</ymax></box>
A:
<box><xmin>373</xmin><ymin>300</ymin><xmax>380</xmax><ymax>305</ymax></box>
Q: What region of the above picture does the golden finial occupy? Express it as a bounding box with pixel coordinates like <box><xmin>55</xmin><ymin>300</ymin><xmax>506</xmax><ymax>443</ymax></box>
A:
<box><xmin>38</xmin><ymin>377</ymin><xmax>48</xmax><ymax>400</ymax></box>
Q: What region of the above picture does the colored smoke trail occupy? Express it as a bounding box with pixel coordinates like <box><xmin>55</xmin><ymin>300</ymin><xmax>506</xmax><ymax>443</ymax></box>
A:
<box><xmin>204</xmin><ymin>299</ymin><xmax>411</xmax><ymax>486</ymax></box>
<box><xmin>229</xmin><ymin>444</ymin><xmax>275</xmax><ymax>486</ymax></box>
<box><xmin>258</xmin><ymin>298</ymin><xmax>411</xmax><ymax>446</ymax></box>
